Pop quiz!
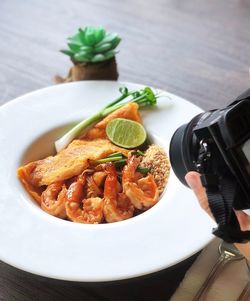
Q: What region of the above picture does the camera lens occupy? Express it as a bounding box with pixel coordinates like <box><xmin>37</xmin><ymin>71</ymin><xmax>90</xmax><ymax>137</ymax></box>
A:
<box><xmin>169</xmin><ymin>114</ymin><xmax>202</xmax><ymax>186</ymax></box>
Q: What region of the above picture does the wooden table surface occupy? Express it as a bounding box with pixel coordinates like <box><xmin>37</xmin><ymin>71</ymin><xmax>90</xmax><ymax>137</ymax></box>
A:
<box><xmin>1</xmin><ymin>0</ymin><xmax>250</xmax><ymax>300</ymax></box>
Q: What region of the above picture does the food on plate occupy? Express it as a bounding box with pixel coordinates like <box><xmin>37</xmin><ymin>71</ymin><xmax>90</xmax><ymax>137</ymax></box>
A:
<box><xmin>17</xmin><ymin>86</ymin><xmax>170</xmax><ymax>224</ymax></box>
<box><xmin>103</xmin><ymin>162</ymin><xmax>134</xmax><ymax>223</ymax></box>
<box><xmin>54</xmin><ymin>86</ymin><xmax>157</xmax><ymax>152</ymax></box>
<box><xmin>140</xmin><ymin>144</ymin><xmax>170</xmax><ymax>194</ymax></box>
<box><xmin>18</xmin><ymin>139</ymin><xmax>129</xmax><ymax>187</ymax></box>
<box><xmin>122</xmin><ymin>155</ymin><xmax>159</xmax><ymax>209</ymax></box>
<box><xmin>84</xmin><ymin>102</ymin><xmax>141</xmax><ymax>140</ymax></box>
<box><xmin>65</xmin><ymin>172</ymin><xmax>104</xmax><ymax>224</ymax></box>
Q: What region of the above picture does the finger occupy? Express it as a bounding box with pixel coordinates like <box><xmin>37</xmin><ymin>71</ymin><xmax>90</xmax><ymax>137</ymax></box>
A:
<box><xmin>234</xmin><ymin>240</ymin><xmax>250</xmax><ymax>262</ymax></box>
<box><xmin>185</xmin><ymin>171</ymin><xmax>213</xmax><ymax>218</ymax></box>
<box><xmin>235</xmin><ymin>210</ymin><xmax>250</xmax><ymax>231</ymax></box>
<box><xmin>234</xmin><ymin>211</ymin><xmax>250</xmax><ymax>261</ymax></box>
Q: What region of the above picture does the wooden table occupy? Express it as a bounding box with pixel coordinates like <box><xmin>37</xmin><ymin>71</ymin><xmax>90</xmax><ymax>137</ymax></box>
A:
<box><xmin>0</xmin><ymin>0</ymin><xmax>250</xmax><ymax>300</ymax></box>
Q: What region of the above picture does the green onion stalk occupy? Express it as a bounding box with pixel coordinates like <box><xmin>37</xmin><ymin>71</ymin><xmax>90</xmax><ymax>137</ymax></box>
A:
<box><xmin>94</xmin><ymin>152</ymin><xmax>151</xmax><ymax>174</ymax></box>
<box><xmin>55</xmin><ymin>86</ymin><xmax>158</xmax><ymax>152</ymax></box>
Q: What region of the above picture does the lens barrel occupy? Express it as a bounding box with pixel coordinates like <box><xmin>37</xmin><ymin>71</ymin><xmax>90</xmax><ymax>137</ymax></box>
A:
<box><xmin>170</xmin><ymin>124</ymin><xmax>190</xmax><ymax>186</ymax></box>
<box><xmin>170</xmin><ymin>115</ymin><xmax>202</xmax><ymax>186</ymax></box>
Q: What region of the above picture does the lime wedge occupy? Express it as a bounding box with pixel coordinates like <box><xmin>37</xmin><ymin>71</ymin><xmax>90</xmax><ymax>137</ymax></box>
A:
<box><xmin>106</xmin><ymin>118</ymin><xmax>147</xmax><ymax>149</ymax></box>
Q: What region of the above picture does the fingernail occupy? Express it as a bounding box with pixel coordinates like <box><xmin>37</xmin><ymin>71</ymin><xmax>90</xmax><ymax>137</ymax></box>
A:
<box><xmin>185</xmin><ymin>174</ymin><xmax>198</xmax><ymax>190</ymax></box>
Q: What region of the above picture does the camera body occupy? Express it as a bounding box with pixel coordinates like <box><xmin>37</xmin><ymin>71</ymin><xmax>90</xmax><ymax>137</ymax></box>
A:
<box><xmin>170</xmin><ymin>97</ymin><xmax>250</xmax><ymax>210</ymax></box>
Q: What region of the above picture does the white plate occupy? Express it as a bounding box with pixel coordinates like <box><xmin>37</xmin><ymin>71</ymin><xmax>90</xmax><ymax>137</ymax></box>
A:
<box><xmin>0</xmin><ymin>81</ymin><xmax>215</xmax><ymax>282</ymax></box>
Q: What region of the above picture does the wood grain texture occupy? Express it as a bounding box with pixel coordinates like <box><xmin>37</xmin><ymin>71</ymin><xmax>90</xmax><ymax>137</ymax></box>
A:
<box><xmin>0</xmin><ymin>0</ymin><xmax>250</xmax><ymax>109</ymax></box>
<box><xmin>0</xmin><ymin>0</ymin><xmax>250</xmax><ymax>300</ymax></box>
<box><xmin>0</xmin><ymin>254</ymin><xmax>198</xmax><ymax>301</ymax></box>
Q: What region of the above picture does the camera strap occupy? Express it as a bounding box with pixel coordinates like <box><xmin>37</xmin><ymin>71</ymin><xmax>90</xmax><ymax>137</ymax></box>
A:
<box><xmin>201</xmin><ymin>174</ymin><xmax>250</xmax><ymax>243</ymax></box>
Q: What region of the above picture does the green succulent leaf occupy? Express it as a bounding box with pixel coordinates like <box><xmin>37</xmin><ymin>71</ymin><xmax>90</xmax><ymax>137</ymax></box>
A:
<box><xmin>91</xmin><ymin>54</ymin><xmax>106</xmax><ymax>63</ymax></box>
<box><xmin>93</xmin><ymin>27</ymin><xmax>105</xmax><ymax>44</ymax></box>
<box><xmin>110</xmin><ymin>36</ymin><xmax>121</xmax><ymax>48</ymax></box>
<box><xmin>103</xmin><ymin>49</ymin><xmax>116</xmax><ymax>60</ymax></box>
<box><xmin>74</xmin><ymin>51</ymin><xmax>93</xmax><ymax>62</ymax></box>
<box><xmin>80</xmin><ymin>45</ymin><xmax>93</xmax><ymax>54</ymax></box>
<box><xmin>60</xmin><ymin>49</ymin><xmax>74</xmax><ymax>57</ymax></box>
<box><xmin>84</xmin><ymin>27</ymin><xmax>98</xmax><ymax>46</ymax></box>
<box><xmin>93</xmin><ymin>42</ymin><xmax>112</xmax><ymax>53</ymax></box>
<box><xmin>96</xmin><ymin>33</ymin><xmax>118</xmax><ymax>45</ymax></box>
<box><xmin>78</xmin><ymin>28</ymin><xmax>86</xmax><ymax>43</ymax></box>
<box><xmin>67</xmin><ymin>42</ymin><xmax>81</xmax><ymax>52</ymax></box>
<box><xmin>68</xmin><ymin>34</ymin><xmax>83</xmax><ymax>45</ymax></box>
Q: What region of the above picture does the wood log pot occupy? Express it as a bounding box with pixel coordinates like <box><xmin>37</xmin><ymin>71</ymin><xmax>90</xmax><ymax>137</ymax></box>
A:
<box><xmin>55</xmin><ymin>57</ymin><xmax>118</xmax><ymax>83</ymax></box>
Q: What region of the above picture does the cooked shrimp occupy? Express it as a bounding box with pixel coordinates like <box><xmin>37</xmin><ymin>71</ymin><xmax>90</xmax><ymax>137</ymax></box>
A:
<box><xmin>93</xmin><ymin>168</ymin><xmax>122</xmax><ymax>192</ymax></box>
<box><xmin>86</xmin><ymin>175</ymin><xmax>103</xmax><ymax>198</ymax></box>
<box><xmin>92</xmin><ymin>171</ymin><xmax>107</xmax><ymax>187</ymax></box>
<box><xmin>122</xmin><ymin>155</ymin><xmax>159</xmax><ymax>210</ymax></box>
<box><xmin>66</xmin><ymin>174</ymin><xmax>85</xmax><ymax>202</ymax></box>
<box><xmin>65</xmin><ymin>174</ymin><xmax>104</xmax><ymax>224</ymax></box>
<box><xmin>86</xmin><ymin>170</ymin><xmax>107</xmax><ymax>198</ymax></box>
<box><xmin>103</xmin><ymin>163</ymin><xmax>134</xmax><ymax>223</ymax></box>
<box><xmin>41</xmin><ymin>181</ymin><xmax>67</xmax><ymax>218</ymax></box>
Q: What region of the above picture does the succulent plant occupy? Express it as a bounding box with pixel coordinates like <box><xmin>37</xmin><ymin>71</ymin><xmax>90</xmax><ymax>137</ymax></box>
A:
<box><xmin>61</xmin><ymin>26</ymin><xmax>121</xmax><ymax>63</ymax></box>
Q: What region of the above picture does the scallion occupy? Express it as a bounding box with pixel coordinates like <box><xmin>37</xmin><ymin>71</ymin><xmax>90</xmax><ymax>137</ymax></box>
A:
<box><xmin>55</xmin><ymin>86</ymin><xmax>158</xmax><ymax>152</ymax></box>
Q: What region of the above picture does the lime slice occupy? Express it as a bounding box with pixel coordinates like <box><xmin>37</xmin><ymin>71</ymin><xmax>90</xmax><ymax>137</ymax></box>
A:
<box><xmin>106</xmin><ymin>118</ymin><xmax>147</xmax><ymax>149</ymax></box>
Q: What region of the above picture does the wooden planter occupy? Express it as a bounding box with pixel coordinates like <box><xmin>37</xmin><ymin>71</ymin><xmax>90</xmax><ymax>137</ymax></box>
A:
<box><xmin>55</xmin><ymin>57</ymin><xmax>118</xmax><ymax>83</ymax></box>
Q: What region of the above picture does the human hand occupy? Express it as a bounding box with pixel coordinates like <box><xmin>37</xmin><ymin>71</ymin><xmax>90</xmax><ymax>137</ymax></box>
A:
<box><xmin>185</xmin><ymin>171</ymin><xmax>250</xmax><ymax>261</ymax></box>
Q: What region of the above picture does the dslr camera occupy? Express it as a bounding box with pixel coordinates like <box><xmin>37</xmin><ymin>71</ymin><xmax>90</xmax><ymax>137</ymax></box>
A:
<box><xmin>170</xmin><ymin>89</ymin><xmax>250</xmax><ymax>243</ymax></box>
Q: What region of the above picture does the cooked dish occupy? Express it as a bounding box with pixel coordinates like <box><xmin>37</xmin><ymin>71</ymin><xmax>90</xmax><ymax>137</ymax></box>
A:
<box><xmin>17</xmin><ymin>89</ymin><xmax>170</xmax><ymax>224</ymax></box>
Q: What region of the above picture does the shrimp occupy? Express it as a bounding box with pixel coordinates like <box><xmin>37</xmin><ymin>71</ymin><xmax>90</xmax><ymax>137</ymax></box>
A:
<box><xmin>41</xmin><ymin>181</ymin><xmax>67</xmax><ymax>218</ymax></box>
<box><xmin>86</xmin><ymin>175</ymin><xmax>103</xmax><ymax>198</ymax></box>
<box><xmin>103</xmin><ymin>163</ymin><xmax>134</xmax><ymax>223</ymax></box>
<box><xmin>122</xmin><ymin>155</ymin><xmax>159</xmax><ymax>210</ymax></box>
<box><xmin>86</xmin><ymin>171</ymin><xmax>107</xmax><ymax>198</ymax></box>
<box><xmin>92</xmin><ymin>171</ymin><xmax>107</xmax><ymax>187</ymax></box>
<box><xmin>65</xmin><ymin>174</ymin><xmax>104</xmax><ymax>224</ymax></box>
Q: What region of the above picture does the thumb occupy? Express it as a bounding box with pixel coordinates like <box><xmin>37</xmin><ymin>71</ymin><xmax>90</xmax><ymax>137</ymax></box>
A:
<box><xmin>235</xmin><ymin>210</ymin><xmax>250</xmax><ymax>231</ymax></box>
<box><xmin>185</xmin><ymin>171</ymin><xmax>213</xmax><ymax>218</ymax></box>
